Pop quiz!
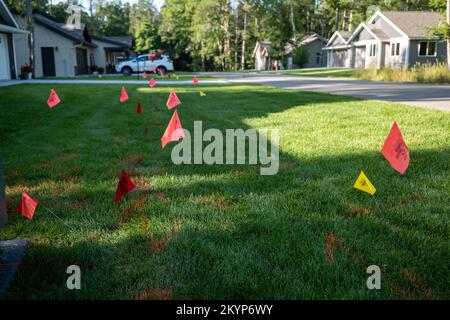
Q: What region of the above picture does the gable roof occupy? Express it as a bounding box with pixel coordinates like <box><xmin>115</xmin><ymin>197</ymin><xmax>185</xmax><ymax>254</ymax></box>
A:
<box><xmin>370</xmin><ymin>11</ymin><xmax>443</xmax><ymax>38</ymax></box>
<box><xmin>298</xmin><ymin>33</ymin><xmax>327</xmax><ymax>46</ymax></box>
<box><xmin>0</xmin><ymin>0</ymin><xmax>20</xmax><ymax>28</ymax></box>
<box><xmin>347</xmin><ymin>22</ymin><xmax>390</xmax><ymax>43</ymax></box>
<box><xmin>91</xmin><ymin>35</ymin><xmax>132</xmax><ymax>48</ymax></box>
<box><xmin>34</xmin><ymin>12</ymin><xmax>97</xmax><ymax>48</ymax></box>
<box><xmin>325</xmin><ymin>31</ymin><xmax>352</xmax><ymax>47</ymax></box>
<box><xmin>283</xmin><ymin>33</ymin><xmax>328</xmax><ymax>55</ymax></box>
<box><xmin>252</xmin><ymin>40</ymin><xmax>271</xmax><ymax>57</ymax></box>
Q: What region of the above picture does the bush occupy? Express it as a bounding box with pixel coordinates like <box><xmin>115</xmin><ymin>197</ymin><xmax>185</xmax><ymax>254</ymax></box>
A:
<box><xmin>90</xmin><ymin>65</ymin><xmax>98</xmax><ymax>73</ymax></box>
<box><xmin>97</xmin><ymin>67</ymin><xmax>105</xmax><ymax>74</ymax></box>
<box><xmin>292</xmin><ymin>46</ymin><xmax>309</xmax><ymax>68</ymax></box>
<box><xmin>20</xmin><ymin>64</ymin><xmax>32</xmax><ymax>73</ymax></box>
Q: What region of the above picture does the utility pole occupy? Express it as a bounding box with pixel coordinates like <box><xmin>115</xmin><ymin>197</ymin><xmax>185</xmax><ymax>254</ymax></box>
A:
<box><xmin>25</xmin><ymin>0</ymin><xmax>34</xmax><ymax>79</ymax></box>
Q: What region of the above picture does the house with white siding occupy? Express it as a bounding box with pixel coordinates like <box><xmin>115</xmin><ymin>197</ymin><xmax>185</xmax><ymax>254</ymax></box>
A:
<box><xmin>0</xmin><ymin>0</ymin><xmax>27</xmax><ymax>80</ymax></box>
<box><xmin>323</xmin><ymin>11</ymin><xmax>448</xmax><ymax>69</ymax></box>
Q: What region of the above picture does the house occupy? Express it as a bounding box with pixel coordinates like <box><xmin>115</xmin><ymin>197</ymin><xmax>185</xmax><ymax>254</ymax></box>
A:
<box><xmin>91</xmin><ymin>36</ymin><xmax>132</xmax><ymax>73</ymax></box>
<box><xmin>283</xmin><ymin>33</ymin><xmax>328</xmax><ymax>69</ymax></box>
<box><xmin>323</xmin><ymin>11</ymin><xmax>448</xmax><ymax>69</ymax></box>
<box><xmin>252</xmin><ymin>41</ymin><xmax>272</xmax><ymax>70</ymax></box>
<box><xmin>15</xmin><ymin>12</ymin><xmax>97</xmax><ymax>77</ymax></box>
<box><xmin>0</xmin><ymin>0</ymin><xmax>28</xmax><ymax>80</ymax></box>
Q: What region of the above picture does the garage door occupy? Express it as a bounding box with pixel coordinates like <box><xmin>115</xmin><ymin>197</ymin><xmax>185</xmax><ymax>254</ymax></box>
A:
<box><xmin>0</xmin><ymin>33</ymin><xmax>10</xmax><ymax>80</ymax></box>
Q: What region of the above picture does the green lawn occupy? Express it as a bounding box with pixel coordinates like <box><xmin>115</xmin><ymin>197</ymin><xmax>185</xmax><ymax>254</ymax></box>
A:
<box><xmin>0</xmin><ymin>83</ymin><xmax>449</xmax><ymax>299</ymax></box>
<box><xmin>262</xmin><ymin>68</ymin><xmax>356</xmax><ymax>78</ymax></box>
<box><xmin>38</xmin><ymin>72</ymin><xmax>220</xmax><ymax>81</ymax></box>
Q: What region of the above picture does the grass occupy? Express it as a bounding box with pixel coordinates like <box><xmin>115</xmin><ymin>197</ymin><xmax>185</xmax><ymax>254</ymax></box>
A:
<box><xmin>263</xmin><ymin>68</ymin><xmax>355</xmax><ymax>78</ymax></box>
<box><xmin>0</xmin><ymin>83</ymin><xmax>449</xmax><ymax>299</ymax></box>
<box><xmin>38</xmin><ymin>72</ymin><xmax>220</xmax><ymax>81</ymax></box>
<box><xmin>356</xmin><ymin>63</ymin><xmax>450</xmax><ymax>84</ymax></box>
<box><xmin>271</xmin><ymin>63</ymin><xmax>450</xmax><ymax>84</ymax></box>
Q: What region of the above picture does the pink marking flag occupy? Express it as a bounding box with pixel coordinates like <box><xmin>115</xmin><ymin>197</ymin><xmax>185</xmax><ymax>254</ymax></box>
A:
<box><xmin>166</xmin><ymin>89</ymin><xmax>181</xmax><ymax>110</ymax></box>
<box><xmin>161</xmin><ymin>110</ymin><xmax>185</xmax><ymax>148</ymax></box>
<box><xmin>381</xmin><ymin>121</ymin><xmax>410</xmax><ymax>174</ymax></box>
<box><xmin>17</xmin><ymin>192</ymin><xmax>39</xmax><ymax>220</ymax></box>
<box><xmin>47</xmin><ymin>89</ymin><xmax>61</xmax><ymax>108</ymax></box>
<box><xmin>193</xmin><ymin>76</ymin><xmax>199</xmax><ymax>86</ymax></box>
<box><xmin>149</xmin><ymin>77</ymin><xmax>157</xmax><ymax>88</ymax></box>
<box><xmin>119</xmin><ymin>87</ymin><xmax>129</xmax><ymax>103</ymax></box>
<box><xmin>142</xmin><ymin>72</ymin><xmax>147</xmax><ymax>79</ymax></box>
<box><xmin>115</xmin><ymin>170</ymin><xmax>136</xmax><ymax>203</ymax></box>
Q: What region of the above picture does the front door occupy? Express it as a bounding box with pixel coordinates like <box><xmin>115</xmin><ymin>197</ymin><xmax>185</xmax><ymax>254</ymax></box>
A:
<box><xmin>41</xmin><ymin>47</ymin><xmax>56</xmax><ymax>77</ymax></box>
<box><xmin>76</xmin><ymin>48</ymin><xmax>88</xmax><ymax>75</ymax></box>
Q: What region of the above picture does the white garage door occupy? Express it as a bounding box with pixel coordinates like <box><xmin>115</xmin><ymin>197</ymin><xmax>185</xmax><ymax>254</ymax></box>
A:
<box><xmin>0</xmin><ymin>33</ymin><xmax>10</xmax><ymax>80</ymax></box>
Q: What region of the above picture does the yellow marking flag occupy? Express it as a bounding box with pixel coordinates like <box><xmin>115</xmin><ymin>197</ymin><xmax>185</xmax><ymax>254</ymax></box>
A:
<box><xmin>199</xmin><ymin>90</ymin><xmax>206</xmax><ymax>97</ymax></box>
<box><xmin>353</xmin><ymin>171</ymin><xmax>376</xmax><ymax>195</ymax></box>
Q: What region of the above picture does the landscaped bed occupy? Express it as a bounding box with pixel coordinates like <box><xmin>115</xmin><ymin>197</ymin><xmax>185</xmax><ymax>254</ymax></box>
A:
<box><xmin>0</xmin><ymin>83</ymin><xmax>448</xmax><ymax>299</ymax></box>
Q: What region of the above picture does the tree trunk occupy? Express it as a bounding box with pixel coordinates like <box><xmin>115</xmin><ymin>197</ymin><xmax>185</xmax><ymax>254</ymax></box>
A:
<box><xmin>235</xmin><ymin>2</ymin><xmax>240</xmax><ymax>71</ymax></box>
<box><xmin>290</xmin><ymin>0</ymin><xmax>296</xmax><ymax>41</ymax></box>
<box><xmin>348</xmin><ymin>10</ymin><xmax>353</xmax><ymax>31</ymax></box>
<box><xmin>25</xmin><ymin>0</ymin><xmax>34</xmax><ymax>79</ymax></box>
<box><xmin>222</xmin><ymin>0</ymin><xmax>231</xmax><ymax>70</ymax></box>
<box><xmin>334</xmin><ymin>8</ymin><xmax>339</xmax><ymax>32</ymax></box>
<box><xmin>241</xmin><ymin>7</ymin><xmax>248</xmax><ymax>70</ymax></box>
<box><xmin>447</xmin><ymin>0</ymin><xmax>450</xmax><ymax>70</ymax></box>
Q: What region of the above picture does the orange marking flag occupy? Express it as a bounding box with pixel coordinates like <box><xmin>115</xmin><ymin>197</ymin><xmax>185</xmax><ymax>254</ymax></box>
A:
<box><xmin>119</xmin><ymin>87</ymin><xmax>129</xmax><ymax>103</ymax></box>
<box><xmin>161</xmin><ymin>110</ymin><xmax>185</xmax><ymax>148</ymax></box>
<box><xmin>137</xmin><ymin>102</ymin><xmax>142</xmax><ymax>114</ymax></box>
<box><xmin>17</xmin><ymin>192</ymin><xmax>39</xmax><ymax>220</ymax></box>
<box><xmin>115</xmin><ymin>170</ymin><xmax>136</xmax><ymax>203</ymax></box>
<box><xmin>47</xmin><ymin>89</ymin><xmax>61</xmax><ymax>108</ymax></box>
<box><xmin>166</xmin><ymin>89</ymin><xmax>181</xmax><ymax>110</ymax></box>
<box><xmin>382</xmin><ymin>121</ymin><xmax>410</xmax><ymax>174</ymax></box>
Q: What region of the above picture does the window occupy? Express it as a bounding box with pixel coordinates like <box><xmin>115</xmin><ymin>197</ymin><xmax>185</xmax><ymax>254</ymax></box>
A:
<box><xmin>316</xmin><ymin>52</ymin><xmax>321</xmax><ymax>65</ymax></box>
<box><xmin>369</xmin><ymin>44</ymin><xmax>377</xmax><ymax>57</ymax></box>
<box><xmin>391</xmin><ymin>43</ymin><xmax>400</xmax><ymax>56</ymax></box>
<box><xmin>418</xmin><ymin>41</ymin><xmax>437</xmax><ymax>56</ymax></box>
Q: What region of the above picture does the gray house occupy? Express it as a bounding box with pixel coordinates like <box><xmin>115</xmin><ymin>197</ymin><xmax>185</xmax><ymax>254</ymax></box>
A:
<box><xmin>324</xmin><ymin>11</ymin><xmax>447</xmax><ymax>69</ymax></box>
<box><xmin>0</xmin><ymin>0</ymin><xmax>27</xmax><ymax>80</ymax></box>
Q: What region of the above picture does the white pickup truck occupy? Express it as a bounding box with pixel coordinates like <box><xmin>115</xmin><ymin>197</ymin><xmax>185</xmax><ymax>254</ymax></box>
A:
<box><xmin>115</xmin><ymin>54</ymin><xmax>174</xmax><ymax>76</ymax></box>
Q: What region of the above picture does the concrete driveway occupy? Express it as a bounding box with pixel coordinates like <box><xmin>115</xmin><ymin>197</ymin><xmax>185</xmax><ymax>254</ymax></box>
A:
<box><xmin>209</xmin><ymin>72</ymin><xmax>450</xmax><ymax>112</ymax></box>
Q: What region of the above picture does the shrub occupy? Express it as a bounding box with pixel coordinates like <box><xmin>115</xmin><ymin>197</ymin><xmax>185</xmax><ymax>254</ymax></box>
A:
<box><xmin>90</xmin><ymin>65</ymin><xmax>98</xmax><ymax>73</ymax></box>
<box><xmin>97</xmin><ymin>67</ymin><xmax>105</xmax><ymax>74</ymax></box>
<box><xmin>20</xmin><ymin>64</ymin><xmax>33</xmax><ymax>73</ymax></box>
<box><xmin>292</xmin><ymin>46</ymin><xmax>309</xmax><ymax>68</ymax></box>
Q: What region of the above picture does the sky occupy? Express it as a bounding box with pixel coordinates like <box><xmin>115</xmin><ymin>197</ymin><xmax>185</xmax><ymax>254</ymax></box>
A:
<box><xmin>52</xmin><ymin>0</ymin><xmax>165</xmax><ymax>11</ymax></box>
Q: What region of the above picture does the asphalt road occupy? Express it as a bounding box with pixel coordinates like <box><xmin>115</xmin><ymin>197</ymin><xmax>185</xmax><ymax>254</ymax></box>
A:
<box><xmin>209</xmin><ymin>72</ymin><xmax>450</xmax><ymax>112</ymax></box>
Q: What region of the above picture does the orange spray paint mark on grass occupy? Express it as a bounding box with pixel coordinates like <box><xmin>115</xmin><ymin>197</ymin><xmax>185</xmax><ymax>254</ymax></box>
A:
<box><xmin>150</xmin><ymin>223</ymin><xmax>181</xmax><ymax>252</ymax></box>
<box><xmin>135</xmin><ymin>288</ymin><xmax>171</xmax><ymax>300</ymax></box>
